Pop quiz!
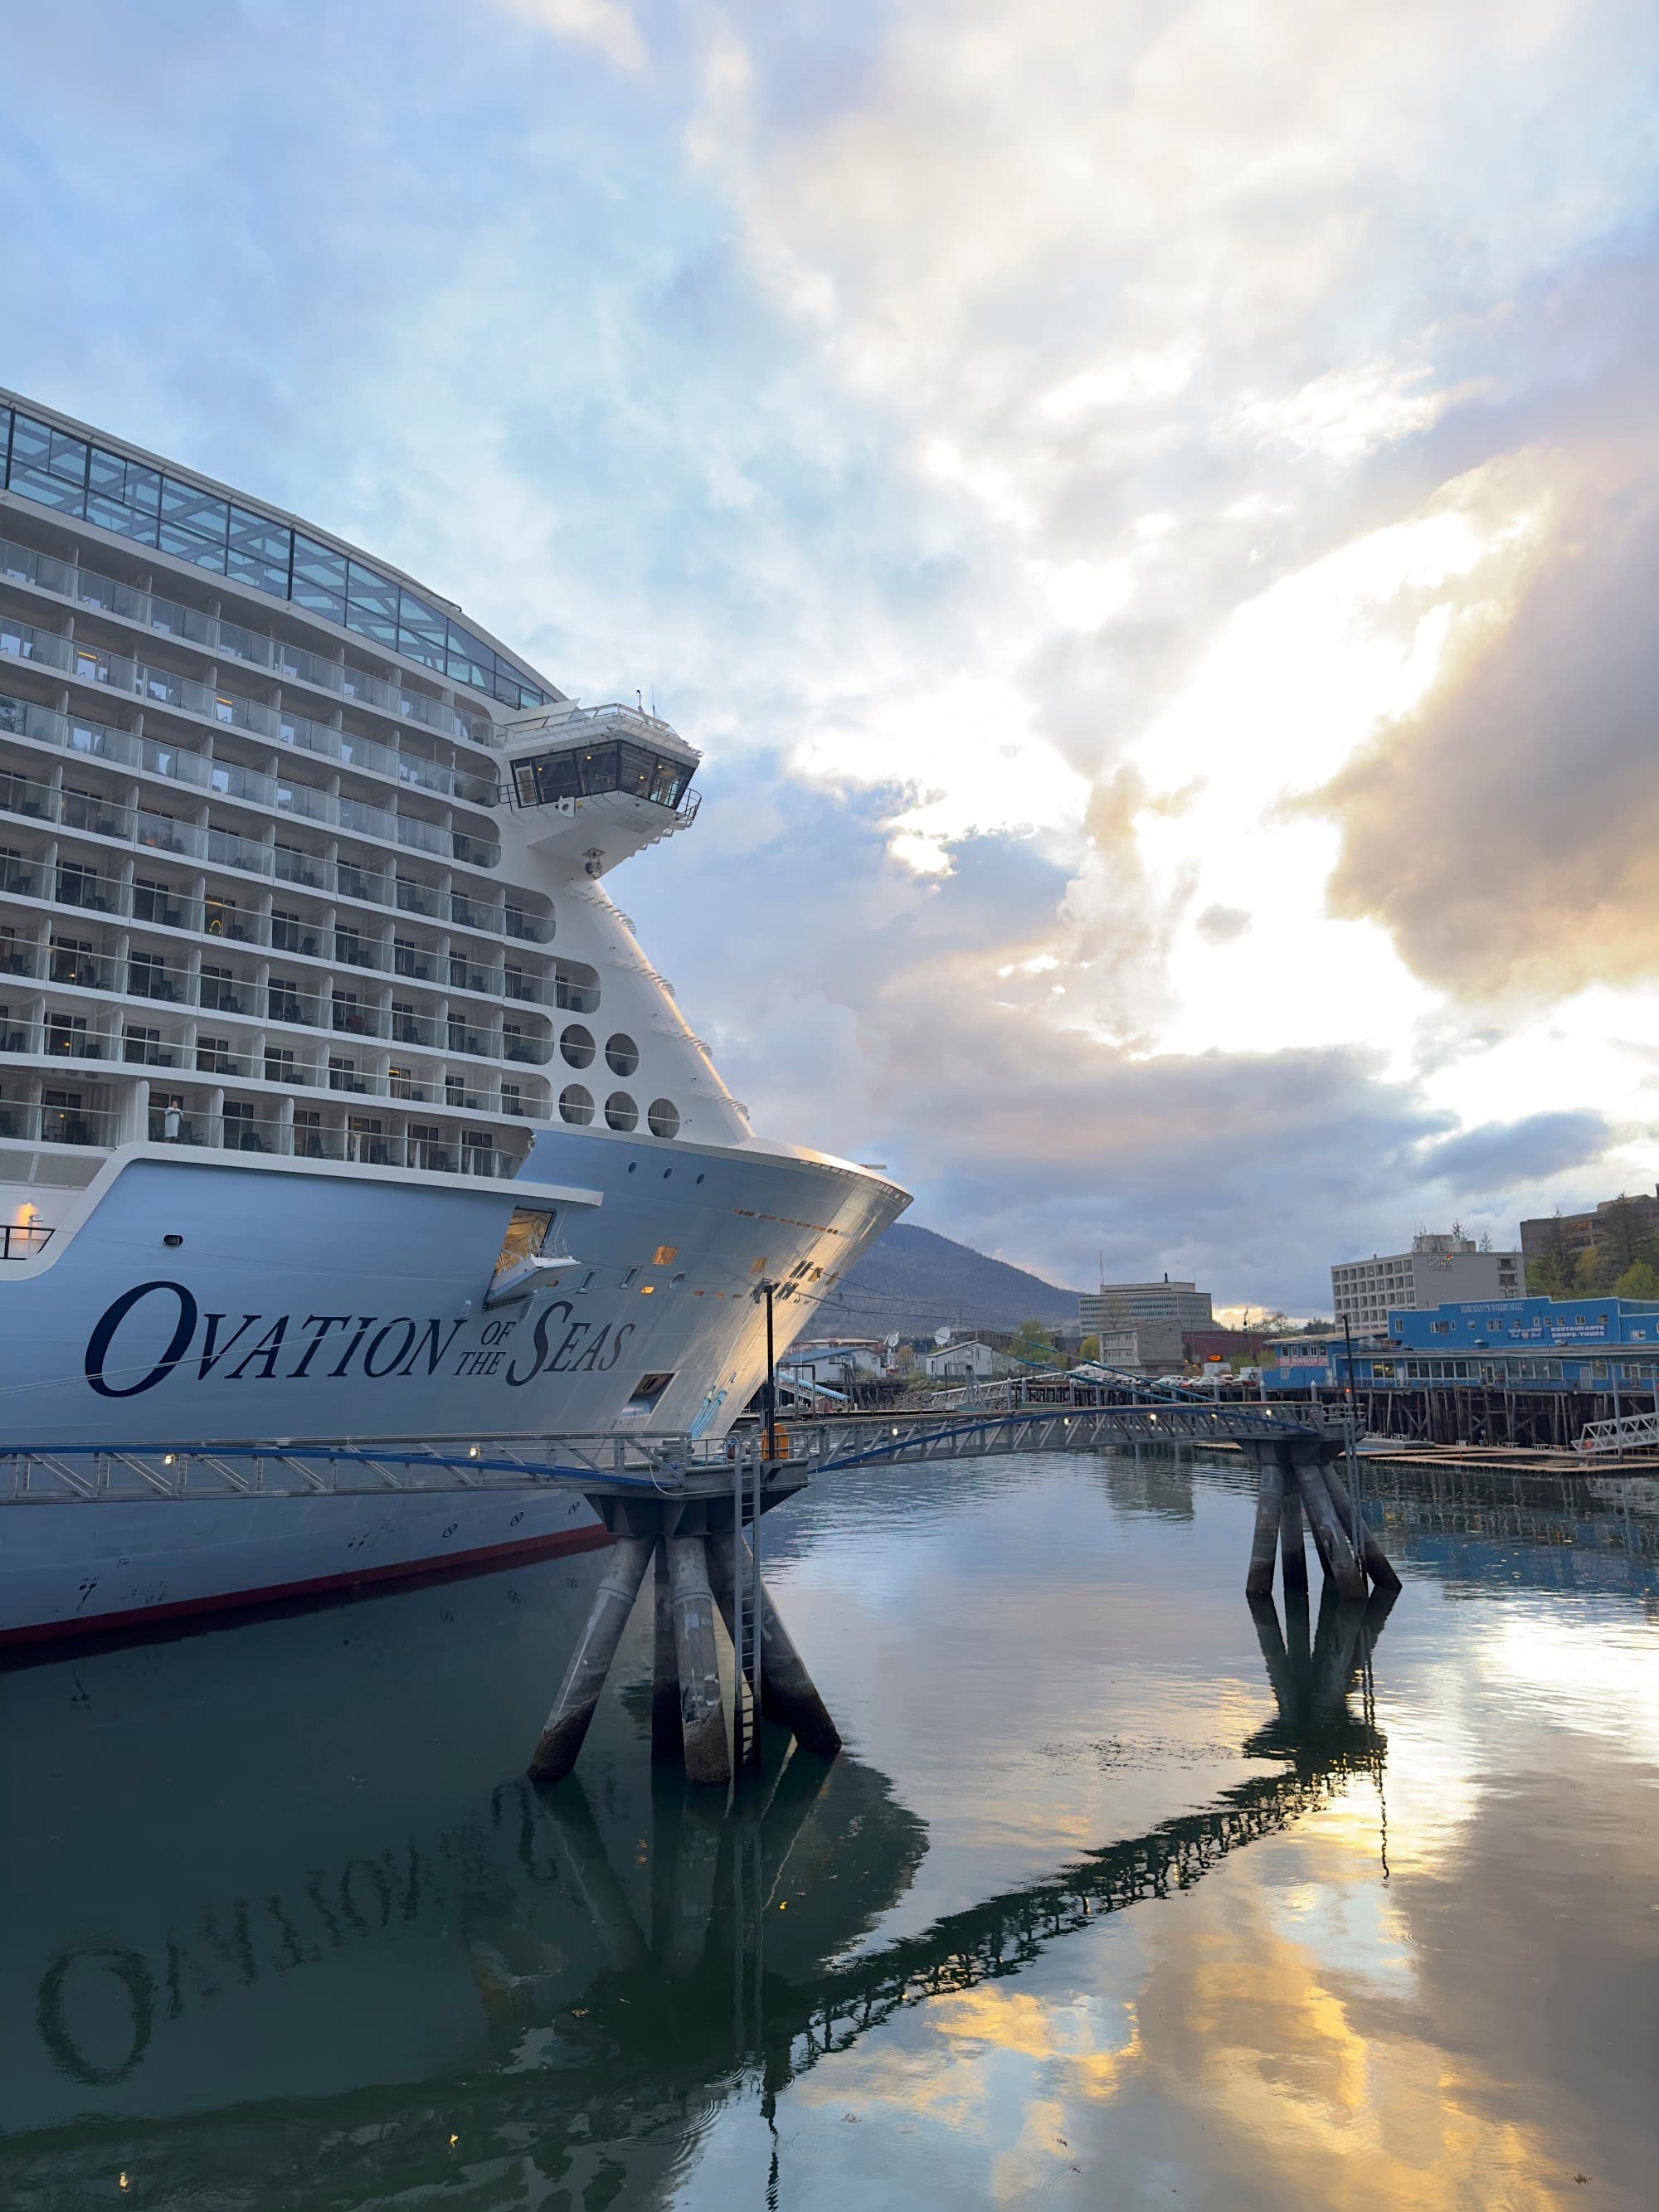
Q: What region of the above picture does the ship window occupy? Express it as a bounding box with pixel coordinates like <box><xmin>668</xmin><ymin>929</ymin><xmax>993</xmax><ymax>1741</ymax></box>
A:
<box><xmin>292</xmin><ymin>535</ymin><xmax>348</xmax><ymax>625</ymax></box>
<box><xmin>45</xmin><ymin>1014</ymin><xmax>87</xmax><ymax>1057</ymax></box>
<box><xmin>49</xmin><ymin>936</ymin><xmax>95</xmax><ymax>987</ymax></box>
<box><xmin>606</xmin><ymin>1033</ymin><xmax>639</xmax><ymax>1077</ymax></box>
<box><xmin>345</xmin><ymin>561</ymin><xmax>400</xmax><ymax>650</ymax></box>
<box><xmin>513</xmin><ymin>743</ymin><xmax>691</xmax><ymax>811</ymax></box>
<box><xmin>647</xmin><ymin>1098</ymin><xmax>679</xmax><ymax>1139</ymax></box>
<box><xmin>559</xmin><ymin>1084</ymin><xmax>594</xmax><ymax>1126</ymax></box>
<box><xmin>605</xmin><ymin>1091</ymin><xmax>638</xmax><ymax>1132</ymax></box>
<box><xmin>560</xmin><ymin>1023</ymin><xmax>595</xmax><ymax>1068</ymax></box>
<box><xmin>625</xmin><ymin>1373</ymin><xmax>674</xmax><ymax>1415</ymax></box>
<box><xmin>496</xmin><ymin>1207</ymin><xmax>553</xmax><ymax>1270</ymax></box>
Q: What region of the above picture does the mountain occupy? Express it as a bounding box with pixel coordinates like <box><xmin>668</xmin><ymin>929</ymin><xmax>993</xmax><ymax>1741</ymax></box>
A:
<box><xmin>804</xmin><ymin>1223</ymin><xmax>1084</xmax><ymax>1341</ymax></box>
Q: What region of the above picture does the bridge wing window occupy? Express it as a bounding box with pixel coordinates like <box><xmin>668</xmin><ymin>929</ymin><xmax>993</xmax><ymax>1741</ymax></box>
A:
<box><xmin>513</xmin><ymin>742</ymin><xmax>691</xmax><ymax>811</ymax></box>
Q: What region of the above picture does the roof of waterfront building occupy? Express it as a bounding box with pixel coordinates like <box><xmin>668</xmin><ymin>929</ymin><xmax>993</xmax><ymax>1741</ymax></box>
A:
<box><xmin>1272</xmin><ymin>1291</ymin><xmax>1659</xmax><ymax>1355</ymax></box>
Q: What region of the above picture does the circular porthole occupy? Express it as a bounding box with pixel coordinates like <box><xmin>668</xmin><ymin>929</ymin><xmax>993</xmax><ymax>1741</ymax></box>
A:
<box><xmin>647</xmin><ymin>1098</ymin><xmax>679</xmax><ymax>1139</ymax></box>
<box><xmin>606</xmin><ymin>1033</ymin><xmax>640</xmax><ymax>1077</ymax></box>
<box><xmin>558</xmin><ymin>1084</ymin><xmax>594</xmax><ymax>1125</ymax></box>
<box><xmin>605</xmin><ymin>1091</ymin><xmax>639</xmax><ymax>1132</ymax></box>
<box><xmin>560</xmin><ymin>1023</ymin><xmax>596</xmax><ymax>1068</ymax></box>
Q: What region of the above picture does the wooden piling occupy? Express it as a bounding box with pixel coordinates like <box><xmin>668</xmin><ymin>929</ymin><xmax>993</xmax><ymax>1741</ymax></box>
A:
<box><xmin>650</xmin><ymin>1539</ymin><xmax>681</xmax><ymax>1761</ymax></box>
<box><xmin>668</xmin><ymin>1535</ymin><xmax>731</xmax><ymax>1787</ymax></box>
<box><xmin>708</xmin><ymin>1534</ymin><xmax>843</xmax><ymax>1757</ymax></box>
<box><xmin>1245</xmin><ymin>1451</ymin><xmax>1285</xmax><ymax>1597</ymax></box>
<box><xmin>1320</xmin><ymin>1457</ymin><xmax>1402</xmax><ymax>1593</ymax></box>
<box><xmin>1279</xmin><ymin>1482</ymin><xmax>1308</xmax><ymax>1597</ymax></box>
<box><xmin>1293</xmin><ymin>1457</ymin><xmax>1367</xmax><ymax>1603</ymax></box>
<box><xmin>527</xmin><ymin>1534</ymin><xmax>654</xmax><ymax>1785</ymax></box>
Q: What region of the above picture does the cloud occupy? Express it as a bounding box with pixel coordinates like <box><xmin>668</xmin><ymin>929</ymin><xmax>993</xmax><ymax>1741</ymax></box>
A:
<box><xmin>1322</xmin><ymin>423</ymin><xmax>1659</xmax><ymax>1002</ymax></box>
<box><xmin>4</xmin><ymin>0</ymin><xmax>1657</xmax><ymax>1299</ymax></box>
<box><xmin>1419</xmin><ymin>1109</ymin><xmax>1618</xmax><ymax>1194</ymax></box>
<box><xmin>1195</xmin><ymin>905</ymin><xmax>1251</xmax><ymax>946</ymax></box>
<box><xmin>490</xmin><ymin>0</ymin><xmax>646</xmax><ymax>72</ymax></box>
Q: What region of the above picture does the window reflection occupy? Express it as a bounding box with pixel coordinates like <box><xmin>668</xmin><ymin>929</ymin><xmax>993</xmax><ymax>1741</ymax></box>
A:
<box><xmin>512</xmin><ymin>741</ymin><xmax>692</xmax><ymax>811</ymax></box>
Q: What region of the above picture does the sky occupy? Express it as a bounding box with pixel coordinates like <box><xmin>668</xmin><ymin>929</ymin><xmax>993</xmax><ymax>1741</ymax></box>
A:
<box><xmin>4</xmin><ymin>0</ymin><xmax>1658</xmax><ymax>1316</ymax></box>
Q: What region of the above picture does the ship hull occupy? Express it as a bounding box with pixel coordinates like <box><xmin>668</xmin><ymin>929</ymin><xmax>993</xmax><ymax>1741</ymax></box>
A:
<box><xmin>0</xmin><ymin>1125</ymin><xmax>905</xmax><ymax>1642</ymax></box>
<box><xmin>0</xmin><ymin>1487</ymin><xmax>611</xmax><ymax>1648</ymax></box>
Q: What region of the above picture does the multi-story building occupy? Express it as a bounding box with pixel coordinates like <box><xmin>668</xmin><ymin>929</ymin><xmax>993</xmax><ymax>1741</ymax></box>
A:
<box><xmin>1518</xmin><ymin>1187</ymin><xmax>1659</xmax><ymax>1265</ymax></box>
<box><xmin>1092</xmin><ymin>1319</ymin><xmax>1186</xmax><ymax>1374</ymax></box>
<box><xmin>1330</xmin><ymin>1233</ymin><xmax>1520</xmax><ymax>1332</ymax></box>
<box><xmin>1079</xmin><ymin>1276</ymin><xmax>1214</xmax><ymax>1342</ymax></box>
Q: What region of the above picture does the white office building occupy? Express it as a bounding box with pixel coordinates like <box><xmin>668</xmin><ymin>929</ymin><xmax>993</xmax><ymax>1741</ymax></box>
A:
<box><xmin>1331</xmin><ymin>1232</ymin><xmax>1522</xmax><ymax>1333</ymax></box>
<box><xmin>1079</xmin><ymin>1276</ymin><xmax>1214</xmax><ymax>1340</ymax></box>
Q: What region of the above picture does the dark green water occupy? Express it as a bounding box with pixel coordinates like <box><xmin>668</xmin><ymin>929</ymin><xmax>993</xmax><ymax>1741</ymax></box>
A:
<box><xmin>3</xmin><ymin>1451</ymin><xmax>1657</xmax><ymax>2210</ymax></box>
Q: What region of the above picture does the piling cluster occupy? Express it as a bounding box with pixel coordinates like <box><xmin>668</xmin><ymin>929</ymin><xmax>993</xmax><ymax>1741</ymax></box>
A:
<box><xmin>528</xmin><ymin>1503</ymin><xmax>840</xmax><ymax>1789</ymax></box>
<box><xmin>1243</xmin><ymin>1439</ymin><xmax>1401</xmax><ymax>1602</ymax></box>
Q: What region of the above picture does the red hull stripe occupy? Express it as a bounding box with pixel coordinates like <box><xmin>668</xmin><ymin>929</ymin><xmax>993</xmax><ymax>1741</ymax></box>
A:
<box><xmin>0</xmin><ymin>1520</ymin><xmax>615</xmax><ymax>1650</ymax></box>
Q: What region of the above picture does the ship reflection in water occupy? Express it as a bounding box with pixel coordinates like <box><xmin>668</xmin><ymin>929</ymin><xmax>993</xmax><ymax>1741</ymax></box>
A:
<box><xmin>2</xmin><ymin>1452</ymin><xmax>1657</xmax><ymax>2210</ymax></box>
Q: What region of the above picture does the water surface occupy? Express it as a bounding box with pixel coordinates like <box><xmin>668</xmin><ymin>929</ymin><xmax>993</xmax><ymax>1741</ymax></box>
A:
<box><xmin>2</xmin><ymin>1449</ymin><xmax>1655</xmax><ymax>2210</ymax></box>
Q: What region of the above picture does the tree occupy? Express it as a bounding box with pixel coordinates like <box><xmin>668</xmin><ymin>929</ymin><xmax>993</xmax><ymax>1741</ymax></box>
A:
<box><xmin>1078</xmin><ymin>1334</ymin><xmax>1100</xmax><ymax>1363</ymax></box>
<box><xmin>1613</xmin><ymin>1260</ymin><xmax>1659</xmax><ymax>1300</ymax></box>
<box><xmin>1541</xmin><ymin>1208</ymin><xmax>1574</xmax><ymax>1266</ymax></box>
<box><xmin>1597</xmin><ymin>1195</ymin><xmax>1655</xmax><ymax>1276</ymax></box>
<box><xmin>1009</xmin><ymin>1318</ymin><xmax>1058</xmax><ymax>1367</ymax></box>
<box><xmin>1574</xmin><ymin>1245</ymin><xmax>1609</xmax><ymax>1295</ymax></box>
<box><xmin>1527</xmin><ymin>1252</ymin><xmax>1573</xmax><ymax>1298</ymax></box>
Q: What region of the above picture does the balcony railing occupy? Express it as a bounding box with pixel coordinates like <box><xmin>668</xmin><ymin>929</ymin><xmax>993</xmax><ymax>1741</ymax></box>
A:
<box><xmin>0</xmin><ymin>1101</ymin><xmax>124</xmax><ymax>1148</ymax></box>
<box><xmin>1</xmin><ymin>533</ymin><xmax>501</xmax><ymax>752</ymax></box>
<box><xmin>0</xmin><ymin>647</ymin><xmax>500</xmax><ymax>852</ymax></box>
<box><xmin>0</xmin><ymin>709</ymin><xmax>556</xmax><ymax>947</ymax></box>
<box><xmin>0</xmin><ymin>1220</ymin><xmax>54</xmax><ymax>1259</ymax></box>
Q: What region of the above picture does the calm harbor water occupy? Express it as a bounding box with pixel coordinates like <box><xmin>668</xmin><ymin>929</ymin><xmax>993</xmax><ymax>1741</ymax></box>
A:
<box><xmin>2</xmin><ymin>1450</ymin><xmax>1656</xmax><ymax>2210</ymax></box>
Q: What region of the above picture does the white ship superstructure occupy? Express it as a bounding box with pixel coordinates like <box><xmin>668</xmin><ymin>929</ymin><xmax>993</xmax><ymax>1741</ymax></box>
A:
<box><xmin>0</xmin><ymin>391</ymin><xmax>908</xmax><ymax>1642</ymax></box>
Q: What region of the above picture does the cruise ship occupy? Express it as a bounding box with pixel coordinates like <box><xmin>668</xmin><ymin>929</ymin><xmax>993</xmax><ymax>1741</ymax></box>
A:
<box><xmin>0</xmin><ymin>390</ymin><xmax>907</xmax><ymax>1641</ymax></box>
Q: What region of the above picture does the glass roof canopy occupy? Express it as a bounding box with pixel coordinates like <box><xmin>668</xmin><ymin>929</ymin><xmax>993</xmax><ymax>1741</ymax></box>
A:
<box><xmin>0</xmin><ymin>396</ymin><xmax>553</xmax><ymax>713</ymax></box>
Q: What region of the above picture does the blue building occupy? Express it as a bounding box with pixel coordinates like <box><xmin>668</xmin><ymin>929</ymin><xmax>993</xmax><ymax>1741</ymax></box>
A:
<box><xmin>1267</xmin><ymin>1294</ymin><xmax>1659</xmax><ymax>1397</ymax></box>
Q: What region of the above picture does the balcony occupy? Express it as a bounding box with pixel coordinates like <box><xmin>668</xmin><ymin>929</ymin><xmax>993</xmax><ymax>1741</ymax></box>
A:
<box><xmin>0</xmin><ymin>673</ymin><xmax>500</xmax><ymax>868</ymax></box>
<box><xmin>0</xmin><ymin>1100</ymin><xmax>124</xmax><ymax>1149</ymax></box>
<box><xmin>1</xmin><ymin>532</ymin><xmax>506</xmax><ymax>751</ymax></box>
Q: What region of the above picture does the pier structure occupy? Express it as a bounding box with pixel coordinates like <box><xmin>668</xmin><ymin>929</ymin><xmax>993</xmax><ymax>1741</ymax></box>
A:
<box><xmin>523</xmin><ymin>1442</ymin><xmax>842</xmax><ymax>1791</ymax></box>
<box><xmin>0</xmin><ymin>1390</ymin><xmax>1401</xmax><ymax>1745</ymax></box>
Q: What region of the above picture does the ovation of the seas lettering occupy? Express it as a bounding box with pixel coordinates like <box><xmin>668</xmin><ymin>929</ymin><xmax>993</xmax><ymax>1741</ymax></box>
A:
<box><xmin>80</xmin><ymin>1281</ymin><xmax>640</xmax><ymax>1399</ymax></box>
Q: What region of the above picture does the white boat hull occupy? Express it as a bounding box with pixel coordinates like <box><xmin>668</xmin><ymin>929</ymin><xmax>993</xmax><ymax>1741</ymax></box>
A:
<box><xmin>0</xmin><ymin>1125</ymin><xmax>905</xmax><ymax>1643</ymax></box>
<box><xmin>0</xmin><ymin>1486</ymin><xmax>609</xmax><ymax>1647</ymax></box>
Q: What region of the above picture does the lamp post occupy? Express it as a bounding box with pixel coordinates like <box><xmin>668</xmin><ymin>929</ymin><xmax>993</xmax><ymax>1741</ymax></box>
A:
<box><xmin>1340</xmin><ymin>1312</ymin><xmax>1363</xmax><ymax>1561</ymax></box>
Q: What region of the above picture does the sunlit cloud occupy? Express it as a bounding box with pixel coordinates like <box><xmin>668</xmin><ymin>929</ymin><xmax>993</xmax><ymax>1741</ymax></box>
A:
<box><xmin>5</xmin><ymin>0</ymin><xmax>1657</xmax><ymax>1300</ymax></box>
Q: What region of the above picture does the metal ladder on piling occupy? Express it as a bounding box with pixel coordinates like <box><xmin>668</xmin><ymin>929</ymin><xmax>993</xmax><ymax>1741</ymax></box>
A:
<box><xmin>731</xmin><ymin>1436</ymin><xmax>764</xmax><ymax>1773</ymax></box>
